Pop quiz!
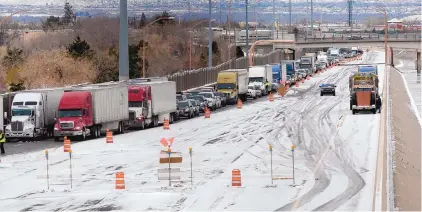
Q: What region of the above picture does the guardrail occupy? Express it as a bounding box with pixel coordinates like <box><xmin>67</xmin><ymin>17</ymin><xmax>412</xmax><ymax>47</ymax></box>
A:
<box><xmin>168</xmin><ymin>50</ymin><xmax>283</xmax><ymax>92</ymax></box>
<box><xmin>296</xmin><ymin>33</ymin><xmax>421</xmax><ymax>42</ymax></box>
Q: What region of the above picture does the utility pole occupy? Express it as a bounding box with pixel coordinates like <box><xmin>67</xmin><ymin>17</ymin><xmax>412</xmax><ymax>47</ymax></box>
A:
<box><xmin>272</xmin><ymin>0</ymin><xmax>275</xmax><ymax>40</ymax></box>
<box><xmin>208</xmin><ymin>0</ymin><xmax>213</xmax><ymax>68</ymax></box>
<box><xmin>245</xmin><ymin>0</ymin><xmax>249</xmax><ymax>72</ymax></box>
<box><xmin>310</xmin><ymin>0</ymin><xmax>313</xmax><ymax>37</ymax></box>
<box><xmin>289</xmin><ymin>0</ymin><xmax>292</xmax><ymax>32</ymax></box>
<box><xmin>118</xmin><ymin>0</ymin><xmax>129</xmax><ymax>80</ymax></box>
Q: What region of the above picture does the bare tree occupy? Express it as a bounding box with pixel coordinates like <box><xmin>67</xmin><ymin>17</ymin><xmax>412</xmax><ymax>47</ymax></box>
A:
<box><xmin>20</xmin><ymin>49</ymin><xmax>97</xmax><ymax>88</ymax></box>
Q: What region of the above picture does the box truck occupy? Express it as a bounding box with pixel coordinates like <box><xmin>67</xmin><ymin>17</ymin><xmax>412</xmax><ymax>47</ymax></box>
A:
<box><xmin>53</xmin><ymin>83</ymin><xmax>129</xmax><ymax>141</ymax></box>
<box><xmin>248</xmin><ymin>65</ymin><xmax>273</xmax><ymax>95</ymax></box>
<box><xmin>216</xmin><ymin>69</ymin><xmax>249</xmax><ymax>103</ymax></box>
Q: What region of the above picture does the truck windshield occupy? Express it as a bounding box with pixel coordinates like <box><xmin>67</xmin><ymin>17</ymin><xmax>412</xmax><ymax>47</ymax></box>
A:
<box><xmin>12</xmin><ymin>109</ymin><xmax>32</xmax><ymax>116</ymax></box>
<box><xmin>217</xmin><ymin>83</ymin><xmax>235</xmax><ymax>89</ymax></box>
<box><xmin>59</xmin><ymin>109</ymin><xmax>82</xmax><ymax>117</ymax></box>
<box><xmin>129</xmin><ymin>101</ymin><xmax>143</xmax><ymax>107</ymax></box>
<box><xmin>249</xmin><ymin>77</ymin><xmax>264</xmax><ymax>83</ymax></box>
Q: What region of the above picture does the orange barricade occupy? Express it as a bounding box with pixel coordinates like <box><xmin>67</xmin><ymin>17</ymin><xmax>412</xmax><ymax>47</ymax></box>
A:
<box><xmin>163</xmin><ymin>118</ymin><xmax>169</xmax><ymax>130</ymax></box>
<box><xmin>232</xmin><ymin>169</ymin><xmax>242</xmax><ymax>186</ymax></box>
<box><xmin>295</xmin><ymin>81</ymin><xmax>299</xmax><ymax>87</ymax></box>
<box><xmin>63</xmin><ymin>136</ymin><xmax>71</xmax><ymax>152</ymax></box>
<box><xmin>237</xmin><ymin>99</ymin><xmax>242</xmax><ymax>109</ymax></box>
<box><xmin>301</xmin><ymin>78</ymin><xmax>305</xmax><ymax>83</ymax></box>
<box><xmin>115</xmin><ymin>172</ymin><xmax>125</xmax><ymax>189</ymax></box>
<box><xmin>306</xmin><ymin>75</ymin><xmax>310</xmax><ymax>80</ymax></box>
<box><xmin>204</xmin><ymin>108</ymin><xmax>211</xmax><ymax>118</ymax></box>
<box><xmin>106</xmin><ymin>129</ymin><xmax>113</xmax><ymax>143</ymax></box>
<box><xmin>269</xmin><ymin>93</ymin><xmax>274</xmax><ymax>102</ymax></box>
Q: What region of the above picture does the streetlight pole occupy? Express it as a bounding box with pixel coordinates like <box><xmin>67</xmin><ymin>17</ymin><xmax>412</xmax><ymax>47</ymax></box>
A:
<box><xmin>289</xmin><ymin>0</ymin><xmax>292</xmax><ymax>31</ymax></box>
<box><xmin>119</xmin><ymin>0</ymin><xmax>129</xmax><ymax>81</ymax></box>
<box><xmin>189</xmin><ymin>19</ymin><xmax>213</xmax><ymax>70</ymax></box>
<box><xmin>228</xmin><ymin>0</ymin><xmax>232</xmax><ymax>68</ymax></box>
<box><xmin>208</xmin><ymin>0</ymin><xmax>213</xmax><ymax>68</ymax></box>
<box><xmin>142</xmin><ymin>17</ymin><xmax>169</xmax><ymax>78</ymax></box>
<box><xmin>245</xmin><ymin>0</ymin><xmax>249</xmax><ymax>72</ymax></box>
<box><xmin>272</xmin><ymin>0</ymin><xmax>275</xmax><ymax>39</ymax></box>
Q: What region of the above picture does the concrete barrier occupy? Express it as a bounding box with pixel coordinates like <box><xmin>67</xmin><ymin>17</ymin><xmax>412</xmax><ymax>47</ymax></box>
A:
<box><xmin>389</xmin><ymin>67</ymin><xmax>421</xmax><ymax>211</ymax></box>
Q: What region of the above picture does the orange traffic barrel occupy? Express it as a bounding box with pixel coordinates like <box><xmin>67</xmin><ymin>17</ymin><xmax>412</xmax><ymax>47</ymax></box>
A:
<box><xmin>106</xmin><ymin>129</ymin><xmax>113</xmax><ymax>143</ymax></box>
<box><xmin>301</xmin><ymin>78</ymin><xmax>305</xmax><ymax>83</ymax></box>
<box><xmin>163</xmin><ymin>118</ymin><xmax>170</xmax><ymax>130</ymax></box>
<box><xmin>115</xmin><ymin>172</ymin><xmax>125</xmax><ymax>189</ymax></box>
<box><xmin>295</xmin><ymin>81</ymin><xmax>299</xmax><ymax>87</ymax></box>
<box><xmin>204</xmin><ymin>108</ymin><xmax>211</xmax><ymax>118</ymax></box>
<box><xmin>63</xmin><ymin>136</ymin><xmax>71</xmax><ymax>152</ymax></box>
<box><xmin>306</xmin><ymin>75</ymin><xmax>310</xmax><ymax>80</ymax></box>
<box><xmin>269</xmin><ymin>93</ymin><xmax>274</xmax><ymax>102</ymax></box>
<box><xmin>232</xmin><ymin>169</ymin><xmax>241</xmax><ymax>186</ymax></box>
<box><xmin>286</xmin><ymin>84</ymin><xmax>289</xmax><ymax>91</ymax></box>
<box><xmin>237</xmin><ymin>99</ymin><xmax>242</xmax><ymax>109</ymax></box>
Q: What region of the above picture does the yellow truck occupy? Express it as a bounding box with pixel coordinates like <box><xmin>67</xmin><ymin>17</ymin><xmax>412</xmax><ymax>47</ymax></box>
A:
<box><xmin>216</xmin><ymin>69</ymin><xmax>249</xmax><ymax>104</ymax></box>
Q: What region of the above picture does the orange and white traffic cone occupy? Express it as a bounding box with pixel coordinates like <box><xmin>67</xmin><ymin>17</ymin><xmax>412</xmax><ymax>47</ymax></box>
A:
<box><xmin>106</xmin><ymin>129</ymin><xmax>113</xmax><ymax>143</ymax></box>
<box><xmin>237</xmin><ymin>99</ymin><xmax>243</xmax><ymax>109</ymax></box>
<box><xmin>163</xmin><ymin>118</ymin><xmax>169</xmax><ymax>130</ymax></box>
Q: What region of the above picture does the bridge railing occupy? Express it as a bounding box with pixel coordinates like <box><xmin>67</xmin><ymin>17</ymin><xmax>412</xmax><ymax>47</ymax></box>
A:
<box><xmin>296</xmin><ymin>32</ymin><xmax>421</xmax><ymax>42</ymax></box>
<box><xmin>168</xmin><ymin>50</ymin><xmax>283</xmax><ymax>92</ymax></box>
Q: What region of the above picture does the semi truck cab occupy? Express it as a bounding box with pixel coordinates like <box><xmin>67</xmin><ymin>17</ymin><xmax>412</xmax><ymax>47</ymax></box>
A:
<box><xmin>6</xmin><ymin>93</ymin><xmax>43</xmax><ymax>140</ymax></box>
<box><xmin>54</xmin><ymin>91</ymin><xmax>93</xmax><ymax>140</ymax></box>
<box><xmin>217</xmin><ymin>72</ymin><xmax>238</xmax><ymax>104</ymax></box>
<box><xmin>128</xmin><ymin>85</ymin><xmax>152</xmax><ymax>129</ymax></box>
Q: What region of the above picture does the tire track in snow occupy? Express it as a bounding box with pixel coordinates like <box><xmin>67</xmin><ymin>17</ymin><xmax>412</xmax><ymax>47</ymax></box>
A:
<box><xmin>275</xmin><ymin>64</ymin><xmax>361</xmax><ymax>211</ymax></box>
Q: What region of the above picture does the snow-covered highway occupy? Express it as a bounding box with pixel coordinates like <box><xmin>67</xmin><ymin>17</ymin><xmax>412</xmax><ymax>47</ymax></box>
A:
<box><xmin>0</xmin><ymin>51</ymin><xmax>385</xmax><ymax>211</ymax></box>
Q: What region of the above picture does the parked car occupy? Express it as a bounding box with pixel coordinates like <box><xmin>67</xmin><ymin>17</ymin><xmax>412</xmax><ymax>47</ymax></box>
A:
<box><xmin>215</xmin><ymin>95</ymin><xmax>222</xmax><ymax>108</ymax></box>
<box><xmin>177</xmin><ymin>100</ymin><xmax>195</xmax><ymax>118</ymax></box>
<box><xmin>297</xmin><ymin>69</ymin><xmax>308</xmax><ymax>79</ymax></box>
<box><xmin>247</xmin><ymin>85</ymin><xmax>258</xmax><ymax>99</ymax></box>
<box><xmin>188</xmin><ymin>99</ymin><xmax>200</xmax><ymax>116</ymax></box>
<box><xmin>214</xmin><ymin>92</ymin><xmax>228</xmax><ymax>107</ymax></box>
<box><xmin>176</xmin><ymin>94</ymin><xmax>187</xmax><ymax>102</ymax></box>
<box><xmin>190</xmin><ymin>95</ymin><xmax>208</xmax><ymax>112</ymax></box>
<box><xmin>198</xmin><ymin>92</ymin><xmax>217</xmax><ymax>110</ymax></box>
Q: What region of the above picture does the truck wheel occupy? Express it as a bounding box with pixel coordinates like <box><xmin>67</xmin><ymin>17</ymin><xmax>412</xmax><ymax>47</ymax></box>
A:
<box><xmin>349</xmin><ymin>102</ymin><xmax>352</xmax><ymax>110</ymax></box>
<box><xmin>154</xmin><ymin>116</ymin><xmax>159</xmax><ymax>127</ymax></box>
<box><xmin>119</xmin><ymin>122</ymin><xmax>124</xmax><ymax>134</ymax></box>
<box><xmin>54</xmin><ymin>136</ymin><xmax>60</xmax><ymax>142</ymax></box>
<box><xmin>372</xmin><ymin>108</ymin><xmax>377</xmax><ymax>114</ymax></box>
<box><xmin>352</xmin><ymin>109</ymin><xmax>356</xmax><ymax>115</ymax></box>
<box><xmin>78</xmin><ymin>130</ymin><xmax>86</xmax><ymax>141</ymax></box>
<box><xmin>320</xmin><ymin>93</ymin><xmax>323</xmax><ymax>96</ymax></box>
<box><xmin>333</xmin><ymin>92</ymin><xmax>336</xmax><ymax>96</ymax></box>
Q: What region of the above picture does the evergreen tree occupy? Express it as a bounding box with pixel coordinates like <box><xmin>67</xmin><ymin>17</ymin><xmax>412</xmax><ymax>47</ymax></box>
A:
<box><xmin>139</xmin><ymin>13</ymin><xmax>146</xmax><ymax>28</ymax></box>
<box><xmin>42</xmin><ymin>16</ymin><xmax>61</xmax><ymax>31</ymax></box>
<box><xmin>63</xmin><ymin>2</ymin><xmax>75</xmax><ymax>26</ymax></box>
<box><xmin>67</xmin><ymin>36</ymin><xmax>93</xmax><ymax>58</ymax></box>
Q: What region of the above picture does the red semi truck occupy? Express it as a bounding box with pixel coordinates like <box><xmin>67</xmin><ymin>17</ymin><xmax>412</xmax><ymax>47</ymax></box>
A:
<box><xmin>53</xmin><ymin>83</ymin><xmax>129</xmax><ymax>141</ymax></box>
<box><xmin>127</xmin><ymin>81</ymin><xmax>178</xmax><ymax>129</ymax></box>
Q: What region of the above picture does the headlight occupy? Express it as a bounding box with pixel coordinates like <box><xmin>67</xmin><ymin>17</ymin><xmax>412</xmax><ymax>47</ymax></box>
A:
<box><xmin>75</xmin><ymin>126</ymin><xmax>82</xmax><ymax>130</ymax></box>
<box><xmin>5</xmin><ymin>129</ymin><xmax>10</xmax><ymax>132</ymax></box>
<box><xmin>185</xmin><ymin>108</ymin><xmax>189</xmax><ymax>112</ymax></box>
<box><xmin>25</xmin><ymin>128</ymin><xmax>33</xmax><ymax>132</ymax></box>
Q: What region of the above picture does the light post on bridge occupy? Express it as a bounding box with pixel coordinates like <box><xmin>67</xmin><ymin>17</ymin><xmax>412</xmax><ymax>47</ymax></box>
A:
<box><xmin>189</xmin><ymin>19</ymin><xmax>215</xmax><ymax>71</ymax></box>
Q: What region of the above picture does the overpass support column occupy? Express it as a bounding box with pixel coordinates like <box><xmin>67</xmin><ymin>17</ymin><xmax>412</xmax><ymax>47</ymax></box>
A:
<box><xmin>416</xmin><ymin>51</ymin><xmax>421</xmax><ymax>74</ymax></box>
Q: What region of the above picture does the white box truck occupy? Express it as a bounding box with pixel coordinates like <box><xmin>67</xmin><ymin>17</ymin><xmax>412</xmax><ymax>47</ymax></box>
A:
<box><xmin>248</xmin><ymin>65</ymin><xmax>273</xmax><ymax>95</ymax></box>
<box><xmin>5</xmin><ymin>88</ymin><xmax>64</xmax><ymax>140</ymax></box>
<box><xmin>54</xmin><ymin>83</ymin><xmax>129</xmax><ymax>141</ymax></box>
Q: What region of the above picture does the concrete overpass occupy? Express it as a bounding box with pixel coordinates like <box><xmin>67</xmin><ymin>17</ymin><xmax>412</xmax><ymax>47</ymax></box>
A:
<box><xmin>273</xmin><ymin>38</ymin><xmax>421</xmax><ymax>49</ymax></box>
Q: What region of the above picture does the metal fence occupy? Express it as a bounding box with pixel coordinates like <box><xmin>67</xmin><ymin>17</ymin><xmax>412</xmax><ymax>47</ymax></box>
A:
<box><xmin>388</xmin><ymin>67</ymin><xmax>421</xmax><ymax>211</ymax></box>
<box><xmin>168</xmin><ymin>50</ymin><xmax>283</xmax><ymax>92</ymax></box>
